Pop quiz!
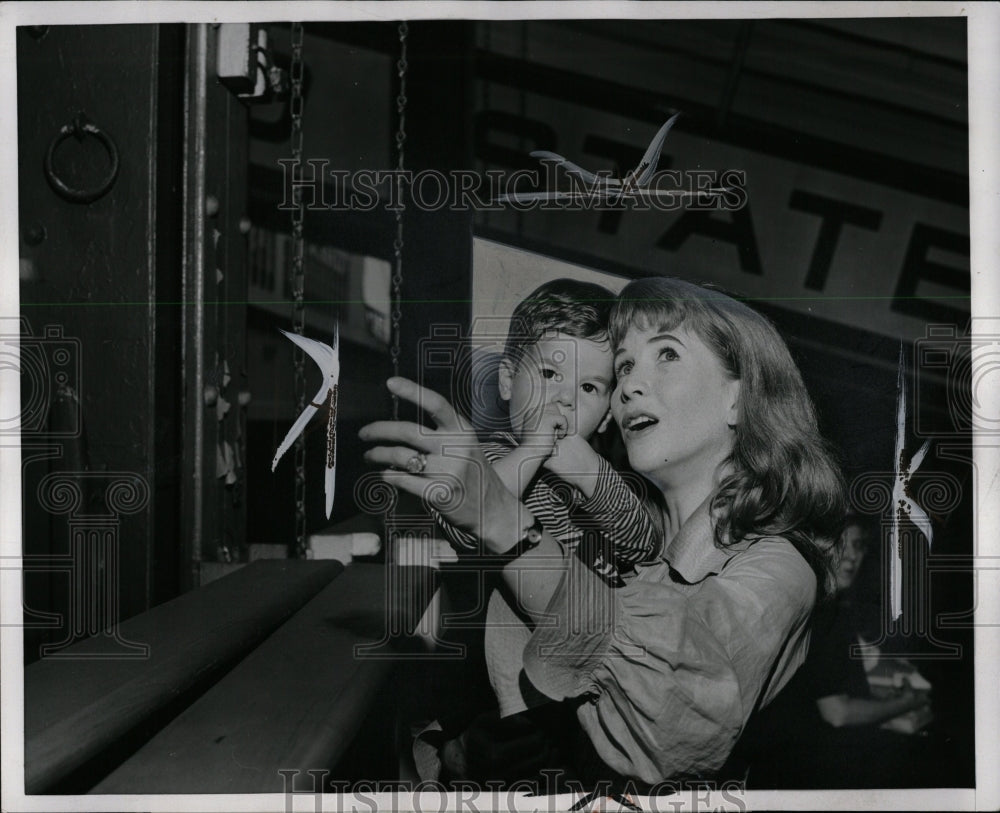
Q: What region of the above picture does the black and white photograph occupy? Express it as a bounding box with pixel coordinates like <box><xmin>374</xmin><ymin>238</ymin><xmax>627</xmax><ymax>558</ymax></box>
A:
<box><xmin>2</xmin><ymin>2</ymin><xmax>998</xmax><ymax>811</ymax></box>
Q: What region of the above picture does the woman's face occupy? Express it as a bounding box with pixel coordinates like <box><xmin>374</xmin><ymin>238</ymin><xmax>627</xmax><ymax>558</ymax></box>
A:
<box><xmin>611</xmin><ymin>321</ymin><xmax>740</xmax><ymax>488</ymax></box>
<box><xmin>835</xmin><ymin>524</ymin><xmax>868</xmax><ymax>591</ymax></box>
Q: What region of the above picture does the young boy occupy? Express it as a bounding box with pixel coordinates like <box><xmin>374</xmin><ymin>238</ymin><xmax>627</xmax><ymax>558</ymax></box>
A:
<box><xmin>433</xmin><ymin>278</ymin><xmax>661</xmax><ymax>718</ymax></box>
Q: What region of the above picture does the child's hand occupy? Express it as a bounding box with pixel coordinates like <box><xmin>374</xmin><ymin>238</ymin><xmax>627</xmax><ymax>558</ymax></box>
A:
<box><xmin>521</xmin><ymin>402</ymin><xmax>569</xmax><ymax>451</ymax></box>
<box><xmin>544</xmin><ymin>432</ymin><xmax>601</xmax><ymax>494</ymax></box>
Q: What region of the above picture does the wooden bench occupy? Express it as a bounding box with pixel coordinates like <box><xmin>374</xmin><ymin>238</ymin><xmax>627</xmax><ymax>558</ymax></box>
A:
<box><xmin>24</xmin><ymin>557</ymin><xmax>438</xmax><ymax>794</ymax></box>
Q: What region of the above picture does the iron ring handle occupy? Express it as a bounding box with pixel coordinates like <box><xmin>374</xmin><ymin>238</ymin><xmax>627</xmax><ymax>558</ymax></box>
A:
<box><xmin>44</xmin><ymin>113</ymin><xmax>120</xmax><ymax>204</ymax></box>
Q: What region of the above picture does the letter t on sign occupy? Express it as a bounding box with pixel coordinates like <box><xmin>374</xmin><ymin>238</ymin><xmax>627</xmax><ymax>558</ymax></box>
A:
<box><xmin>788</xmin><ymin>189</ymin><xmax>882</xmax><ymax>291</ymax></box>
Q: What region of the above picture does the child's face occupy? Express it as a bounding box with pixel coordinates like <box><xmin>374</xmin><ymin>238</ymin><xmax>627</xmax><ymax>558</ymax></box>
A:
<box><xmin>499</xmin><ymin>331</ymin><xmax>614</xmax><ymax>442</ymax></box>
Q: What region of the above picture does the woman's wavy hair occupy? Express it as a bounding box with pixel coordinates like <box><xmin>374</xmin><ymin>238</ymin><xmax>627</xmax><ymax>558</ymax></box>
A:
<box><xmin>610</xmin><ymin>276</ymin><xmax>846</xmax><ymax>598</ymax></box>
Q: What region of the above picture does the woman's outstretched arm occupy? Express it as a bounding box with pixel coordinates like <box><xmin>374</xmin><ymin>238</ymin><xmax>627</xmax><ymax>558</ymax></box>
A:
<box><xmin>360</xmin><ymin>376</ymin><xmax>567</xmax><ymax>621</ymax></box>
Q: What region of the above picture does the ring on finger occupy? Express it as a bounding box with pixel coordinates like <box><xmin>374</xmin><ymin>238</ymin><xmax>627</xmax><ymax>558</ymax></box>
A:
<box><xmin>405</xmin><ymin>453</ymin><xmax>428</xmax><ymax>475</ymax></box>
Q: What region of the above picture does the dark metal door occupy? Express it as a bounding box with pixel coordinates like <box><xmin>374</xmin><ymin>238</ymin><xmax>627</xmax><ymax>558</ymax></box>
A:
<box><xmin>17</xmin><ymin>23</ymin><xmax>252</xmax><ymax>661</ymax></box>
<box><xmin>180</xmin><ymin>24</ymin><xmax>251</xmax><ymax>589</ymax></box>
<box><xmin>17</xmin><ymin>24</ymin><xmax>187</xmax><ymax>659</ymax></box>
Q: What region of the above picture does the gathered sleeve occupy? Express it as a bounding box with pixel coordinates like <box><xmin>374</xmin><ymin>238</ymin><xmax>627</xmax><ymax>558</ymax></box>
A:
<box><xmin>521</xmin><ymin>538</ymin><xmax>816</xmax><ymax>783</ymax></box>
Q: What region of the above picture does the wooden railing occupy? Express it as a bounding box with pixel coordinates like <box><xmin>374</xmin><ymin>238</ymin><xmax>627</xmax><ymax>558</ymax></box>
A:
<box><xmin>24</xmin><ymin>557</ymin><xmax>438</xmax><ymax>794</ymax></box>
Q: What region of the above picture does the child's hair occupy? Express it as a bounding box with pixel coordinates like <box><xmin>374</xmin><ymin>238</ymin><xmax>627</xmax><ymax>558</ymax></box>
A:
<box><xmin>504</xmin><ymin>278</ymin><xmax>615</xmax><ymax>366</ymax></box>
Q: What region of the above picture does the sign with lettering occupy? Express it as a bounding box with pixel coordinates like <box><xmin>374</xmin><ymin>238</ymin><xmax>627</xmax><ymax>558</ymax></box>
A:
<box><xmin>473</xmin><ymin>96</ymin><xmax>970</xmax><ymax>342</ymax></box>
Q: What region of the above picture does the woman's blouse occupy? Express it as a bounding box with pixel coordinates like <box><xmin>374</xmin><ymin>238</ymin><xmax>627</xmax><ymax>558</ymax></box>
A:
<box><xmin>522</xmin><ymin>497</ymin><xmax>817</xmax><ymax>784</ymax></box>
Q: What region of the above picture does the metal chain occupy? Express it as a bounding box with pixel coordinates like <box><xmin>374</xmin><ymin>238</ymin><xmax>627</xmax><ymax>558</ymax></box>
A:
<box><xmin>289</xmin><ymin>22</ymin><xmax>307</xmax><ymax>557</ymax></box>
<box><xmin>391</xmin><ymin>21</ymin><xmax>407</xmax><ymax>422</ymax></box>
<box><xmin>386</xmin><ymin>21</ymin><xmax>408</xmax><ymax>565</ymax></box>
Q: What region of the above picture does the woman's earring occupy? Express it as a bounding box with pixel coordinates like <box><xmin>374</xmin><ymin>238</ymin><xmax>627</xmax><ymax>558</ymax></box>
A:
<box><xmin>597</xmin><ymin>411</ymin><xmax>613</xmax><ymax>433</ymax></box>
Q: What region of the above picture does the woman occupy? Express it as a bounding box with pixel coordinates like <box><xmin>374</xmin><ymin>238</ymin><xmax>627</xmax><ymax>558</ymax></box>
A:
<box><xmin>361</xmin><ymin>276</ymin><xmax>846</xmax><ymax>785</ymax></box>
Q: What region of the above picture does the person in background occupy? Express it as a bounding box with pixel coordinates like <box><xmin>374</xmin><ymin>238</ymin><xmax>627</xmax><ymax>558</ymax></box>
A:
<box><xmin>745</xmin><ymin>515</ymin><xmax>953</xmax><ymax>789</ymax></box>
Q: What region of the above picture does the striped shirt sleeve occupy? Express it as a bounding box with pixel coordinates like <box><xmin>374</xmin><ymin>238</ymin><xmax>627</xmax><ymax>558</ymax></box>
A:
<box><xmin>572</xmin><ymin>455</ymin><xmax>662</xmax><ymax>566</ymax></box>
